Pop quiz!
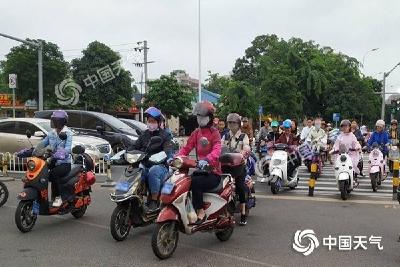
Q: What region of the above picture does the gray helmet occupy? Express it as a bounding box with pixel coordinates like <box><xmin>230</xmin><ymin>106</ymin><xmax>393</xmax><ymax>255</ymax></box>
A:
<box><xmin>340</xmin><ymin>119</ymin><xmax>351</xmax><ymax>127</ymax></box>
<box><xmin>227</xmin><ymin>113</ymin><xmax>241</xmax><ymax>124</ymax></box>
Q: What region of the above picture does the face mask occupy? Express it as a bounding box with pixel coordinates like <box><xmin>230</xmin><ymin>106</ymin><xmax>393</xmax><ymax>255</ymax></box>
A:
<box><xmin>315</xmin><ymin>124</ymin><xmax>321</xmax><ymax>130</ymax></box>
<box><xmin>228</xmin><ymin>122</ymin><xmax>240</xmax><ymax>132</ymax></box>
<box><xmin>147</xmin><ymin>122</ymin><xmax>158</xmax><ymax>132</ymax></box>
<box><xmin>197</xmin><ymin>116</ymin><xmax>210</xmax><ymax>127</ymax></box>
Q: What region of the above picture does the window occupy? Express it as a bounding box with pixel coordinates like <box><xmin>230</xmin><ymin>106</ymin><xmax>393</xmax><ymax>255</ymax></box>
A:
<box><xmin>15</xmin><ymin>122</ymin><xmax>41</xmax><ymax>136</ymax></box>
<box><xmin>68</xmin><ymin>112</ymin><xmax>82</xmax><ymax>128</ymax></box>
<box><xmin>0</xmin><ymin>121</ymin><xmax>16</xmax><ymax>134</ymax></box>
<box><xmin>81</xmin><ymin>114</ymin><xmax>98</xmax><ymax>130</ymax></box>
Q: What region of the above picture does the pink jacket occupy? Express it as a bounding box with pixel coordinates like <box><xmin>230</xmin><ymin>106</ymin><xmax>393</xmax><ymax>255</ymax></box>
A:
<box><xmin>333</xmin><ymin>132</ymin><xmax>361</xmax><ymax>173</ymax></box>
<box><xmin>176</xmin><ymin>127</ymin><xmax>222</xmax><ymax>174</ymax></box>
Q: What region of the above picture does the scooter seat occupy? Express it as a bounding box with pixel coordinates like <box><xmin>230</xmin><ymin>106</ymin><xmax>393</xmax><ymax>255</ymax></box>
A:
<box><xmin>207</xmin><ymin>178</ymin><xmax>224</xmax><ymax>194</ymax></box>
<box><xmin>60</xmin><ymin>165</ymin><xmax>82</xmax><ymax>185</ymax></box>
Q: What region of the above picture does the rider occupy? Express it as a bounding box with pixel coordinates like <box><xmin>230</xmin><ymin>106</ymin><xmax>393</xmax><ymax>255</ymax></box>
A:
<box><xmin>218</xmin><ymin>119</ymin><xmax>229</xmax><ymax>138</ymax></box>
<box><xmin>222</xmin><ymin>113</ymin><xmax>250</xmax><ymax>153</ymax></box>
<box><xmin>267</xmin><ymin>121</ymin><xmax>281</xmax><ymax>142</ymax></box>
<box><xmin>306</xmin><ymin>118</ymin><xmax>327</xmax><ymax>151</ymax></box>
<box><xmin>277</xmin><ymin>119</ymin><xmax>301</xmax><ymax>178</ymax></box>
<box><xmin>368</xmin><ymin>119</ymin><xmax>389</xmax><ymax>158</ymax></box>
<box><xmin>176</xmin><ymin>101</ymin><xmax>222</xmax><ymax>225</ymax></box>
<box><xmin>128</xmin><ymin>107</ymin><xmax>174</xmax><ymax>212</ymax></box>
<box><xmin>300</xmin><ymin>117</ymin><xmax>313</xmax><ymax>144</ymax></box>
<box><xmin>332</xmin><ymin>119</ymin><xmax>362</xmax><ymax>179</ymax></box>
<box><xmin>258</xmin><ymin>118</ymin><xmax>272</xmax><ymax>142</ymax></box>
<box><xmin>241</xmin><ymin>117</ymin><xmax>254</xmax><ymax>145</ymax></box>
<box><xmin>222</xmin><ymin>113</ymin><xmax>250</xmax><ymax>226</ymax></box>
<box><xmin>38</xmin><ymin>110</ymin><xmax>72</xmax><ymax>207</ymax></box>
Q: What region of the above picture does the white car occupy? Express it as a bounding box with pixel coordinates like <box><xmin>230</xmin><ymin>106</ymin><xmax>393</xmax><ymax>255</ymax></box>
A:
<box><xmin>0</xmin><ymin>118</ymin><xmax>112</xmax><ymax>162</ymax></box>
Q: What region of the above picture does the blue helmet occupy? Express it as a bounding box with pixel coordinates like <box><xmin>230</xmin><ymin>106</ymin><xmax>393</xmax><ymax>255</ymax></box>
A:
<box><xmin>282</xmin><ymin>119</ymin><xmax>292</xmax><ymax>129</ymax></box>
<box><xmin>145</xmin><ymin>107</ymin><xmax>162</xmax><ymax>122</ymax></box>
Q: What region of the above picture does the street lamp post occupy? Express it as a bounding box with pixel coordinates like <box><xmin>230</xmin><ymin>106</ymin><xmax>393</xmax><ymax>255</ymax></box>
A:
<box><xmin>381</xmin><ymin>62</ymin><xmax>400</xmax><ymax>119</ymax></box>
<box><xmin>362</xmin><ymin>48</ymin><xmax>379</xmax><ymax>68</ymax></box>
<box><xmin>0</xmin><ymin>33</ymin><xmax>44</xmax><ymax>111</ymax></box>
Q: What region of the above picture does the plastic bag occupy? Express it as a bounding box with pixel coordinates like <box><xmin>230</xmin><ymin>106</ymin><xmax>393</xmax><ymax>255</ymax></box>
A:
<box><xmin>186</xmin><ymin>195</ymin><xmax>197</xmax><ymax>224</ymax></box>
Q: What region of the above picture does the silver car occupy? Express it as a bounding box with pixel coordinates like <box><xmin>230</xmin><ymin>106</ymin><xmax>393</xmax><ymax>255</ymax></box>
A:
<box><xmin>0</xmin><ymin>118</ymin><xmax>112</xmax><ymax>161</ymax></box>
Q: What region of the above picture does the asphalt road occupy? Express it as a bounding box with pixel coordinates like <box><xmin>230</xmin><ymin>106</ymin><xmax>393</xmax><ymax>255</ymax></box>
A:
<box><xmin>1</xmin><ymin>178</ymin><xmax>400</xmax><ymax>267</ymax></box>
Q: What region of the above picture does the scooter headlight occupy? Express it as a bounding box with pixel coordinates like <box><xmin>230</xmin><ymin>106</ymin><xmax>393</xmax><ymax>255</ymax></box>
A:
<box><xmin>27</xmin><ymin>160</ymin><xmax>36</xmax><ymax>171</ymax></box>
<box><xmin>272</xmin><ymin>159</ymin><xmax>282</xmax><ymax>165</ymax></box>
<box><xmin>124</xmin><ymin>153</ymin><xmax>141</xmax><ymax>164</ymax></box>
<box><xmin>340</xmin><ymin>155</ymin><xmax>347</xmax><ymax>162</ymax></box>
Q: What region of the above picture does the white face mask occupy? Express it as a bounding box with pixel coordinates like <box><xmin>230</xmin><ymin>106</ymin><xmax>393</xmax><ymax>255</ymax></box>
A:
<box><xmin>197</xmin><ymin>116</ymin><xmax>210</xmax><ymax>127</ymax></box>
<box><xmin>315</xmin><ymin>124</ymin><xmax>321</xmax><ymax>130</ymax></box>
<box><xmin>147</xmin><ymin>122</ymin><xmax>159</xmax><ymax>132</ymax></box>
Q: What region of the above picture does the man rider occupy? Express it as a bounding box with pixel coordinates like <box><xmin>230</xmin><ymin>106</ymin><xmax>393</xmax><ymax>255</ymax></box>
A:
<box><xmin>128</xmin><ymin>107</ymin><xmax>174</xmax><ymax>212</ymax></box>
<box><xmin>300</xmin><ymin>117</ymin><xmax>313</xmax><ymax>143</ymax></box>
<box><xmin>307</xmin><ymin>118</ymin><xmax>327</xmax><ymax>151</ymax></box>
<box><xmin>38</xmin><ymin>110</ymin><xmax>72</xmax><ymax>208</ymax></box>
<box><xmin>267</xmin><ymin>121</ymin><xmax>281</xmax><ymax>142</ymax></box>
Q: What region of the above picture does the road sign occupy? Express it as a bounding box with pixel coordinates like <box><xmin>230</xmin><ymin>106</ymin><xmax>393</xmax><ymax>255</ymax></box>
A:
<box><xmin>9</xmin><ymin>74</ymin><xmax>17</xmax><ymax>89</ymax></box>
<box><xmin>332</xmin><ymin>113</ymin><xmax>340</xmax><ymax>122</ymax></box>
<box><xmin>258</xmin><ymin>105</ymin><xmax>264</xmax><ymax>115</ymax></box>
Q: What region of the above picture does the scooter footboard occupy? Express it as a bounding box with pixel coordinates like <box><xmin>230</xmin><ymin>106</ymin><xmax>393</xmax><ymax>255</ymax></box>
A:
<box><xmin>157</xmin><ymin>206</ymin><xmax>180</xmax><ymax>223</ymax></box>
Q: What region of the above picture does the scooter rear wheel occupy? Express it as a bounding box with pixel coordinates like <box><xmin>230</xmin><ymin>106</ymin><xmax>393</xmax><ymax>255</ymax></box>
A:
<box><xmin>15</xmin><ymin>200</ymin><xmax>37</xmax><ymax>233</ymax></box>
<box><xmin>152</xmin><ymin>221</ymin><xmax>179</xmax><ymax>260</ymax></box>
<box><xmin>0</xmin><ymin>181</ymin><xmax>8</xmax><ymax>207</ymax></box>
<box><xmin>71</xmin><ymin>205</ymin><xmax>87</xmax><ymax>219</ymax></box>
<box><xmin>216</xmin><ymin>225</ymin><xmax>234</xmax><ymax>241</ymax></box>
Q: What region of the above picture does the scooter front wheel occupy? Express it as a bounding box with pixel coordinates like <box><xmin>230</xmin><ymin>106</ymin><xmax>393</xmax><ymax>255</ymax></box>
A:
<box><xmin>216</xmin><ymin>225</ymin><xmax>234</xmax><ymax>241</ymax></box>
<box><xmin>15</xmin><ymin>200</ymin><xmax>37</xmax><ymax>233</ymax></box>
<box><xmin>339</xmin><ymin>180</ymin><xmax>348</xmax><ymax>200</ymax></box>
<box><xmin>110</xmin><ymin>205</ymin><xmax>131</xmax><ymax>241</ymax></box>
<box><xmin>0</xmin><ymin>181</ymin><xmax>8</xmax><ymax>207</ymax></box>
<box><xmin>270</xmin><ymin>177</ymin><xmax>280</xmax><ymax>194</ymax></box>
<box><xmin>370</xmin><ymin>173</ymin><xmax>378</xmax><ymax>192</ymax></box>
<box><xmin>71</xmin><ymin>205</ymin><xmax>87</xmax><ymax>219</ymax></box>
<box><xmin>152</xmin><ymin>221</ymin><xmax>179</xmax><ymax>260</ymax></box>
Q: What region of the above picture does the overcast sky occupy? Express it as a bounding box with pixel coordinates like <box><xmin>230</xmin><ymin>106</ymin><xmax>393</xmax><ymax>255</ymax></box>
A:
<box><xmin>1</xmin><ymin>0</ymin><xmax>399</xmax><ymax>94</ymax></box>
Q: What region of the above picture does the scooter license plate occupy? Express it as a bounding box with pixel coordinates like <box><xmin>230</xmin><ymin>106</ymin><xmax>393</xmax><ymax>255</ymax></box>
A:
<box><xmin>115</xmin><ymin>181</ymin><xmax>130</xmax><ymax>192</ymax></box>
<box><xmin>162</xmin><ymin>183</ymin><xmax>175</xmax><ymax>195</ymax></box>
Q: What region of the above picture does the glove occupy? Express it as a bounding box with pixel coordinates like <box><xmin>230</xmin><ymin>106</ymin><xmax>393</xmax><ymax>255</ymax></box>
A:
<box><xmin>167</xmin><ymin>158</ymin><xmax>174</xmax><ymax>165</ymax></box>
<box><xmin>197</xmin><ymin>160</ymin><xmax>209</xmax><ymax>170</ymax></box>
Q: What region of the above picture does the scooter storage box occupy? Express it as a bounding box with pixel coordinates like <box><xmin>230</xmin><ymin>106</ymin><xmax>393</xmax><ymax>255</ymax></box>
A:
<box><xmin>220</xmin><ymin>153</ymin><xmax>246</xmax><ymax>178</ymax></box>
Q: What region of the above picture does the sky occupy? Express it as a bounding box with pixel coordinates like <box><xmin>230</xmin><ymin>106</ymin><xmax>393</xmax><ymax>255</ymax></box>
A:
<box><xmin>0</xmin><ymin>0</ymin><xmax>399</xmax><ymax>94</ymax></box>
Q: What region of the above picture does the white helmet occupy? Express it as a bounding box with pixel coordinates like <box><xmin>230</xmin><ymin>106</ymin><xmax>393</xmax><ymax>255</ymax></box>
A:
<box><xmin>375</xmin><ymin>119</ymin><xmax>385</xmax><ymax>128</ymax></box>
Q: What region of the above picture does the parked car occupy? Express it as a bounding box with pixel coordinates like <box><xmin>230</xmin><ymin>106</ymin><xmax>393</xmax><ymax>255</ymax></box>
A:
<box><xmin>119</xmin><ymin>118</ymin><xmax>147</xmax><ymax>136</ymax></box>
<box><xmin>0</xmin><ymin>118</ymin><xmax>112</xmax><ymax>162</ymax></box>
<box><xmin>35</xmin><ymin>110</ymin><xmax>138</xmax><ymax>152</ymax></box>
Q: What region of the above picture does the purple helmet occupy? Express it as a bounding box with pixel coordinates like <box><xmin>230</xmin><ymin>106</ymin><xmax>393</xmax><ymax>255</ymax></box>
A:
<box><xmin>51</xmin><ymin>110</ymin><xmax>68</xmax><ymax>129</ymax></box>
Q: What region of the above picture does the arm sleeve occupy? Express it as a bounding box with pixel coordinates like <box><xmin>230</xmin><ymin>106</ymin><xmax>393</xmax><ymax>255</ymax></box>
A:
<box><xmin>243</xmin><ymin>134</ymin><xmax>250</xmax><ymax>147</ymax></box>
<box><xmin>205</xmin><ymin>130</ymin><xmax>222</xmax><ymax>164</ymax></box>
<box><xmin>176</xmin><ymin>130</ymin><xmax>197</xmax><ymax>157</ymax></box>
<box><xmin>39</xmin><ymin>134</ymin><xmax>50</xmax><ymax>148</ymax></box>
<box><xmin>367</xmin><ymin>133</ymin><xmax>374</xmax><ymax>147</ymax></box>
<box><xmin>64</xmin><ymin>132</ymin><xmax>73</xmax><ymax>154</ymax></box>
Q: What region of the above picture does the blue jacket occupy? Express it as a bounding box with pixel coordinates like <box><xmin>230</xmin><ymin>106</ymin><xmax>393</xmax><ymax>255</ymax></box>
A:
<box><xmin>367</xmin><ymin>131</ymin><xmax>389</xmax><ymax>153</ymax></box>
<box><xmin>39</xmin><ymin>127</ymin><xmax>72</xmax><ymax>165</ymax></box>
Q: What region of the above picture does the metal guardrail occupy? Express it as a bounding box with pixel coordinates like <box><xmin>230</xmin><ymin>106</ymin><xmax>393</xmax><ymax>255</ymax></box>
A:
<box><xmin>0</xmin><ymin>152</ymin><xmax>107</xmax><ymax>176</ymax></box>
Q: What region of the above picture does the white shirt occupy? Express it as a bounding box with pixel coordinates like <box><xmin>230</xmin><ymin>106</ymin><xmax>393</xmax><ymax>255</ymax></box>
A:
<box><xmin>300</xmin><ymin>126</ymin><xmax>312</xmax><ymax>141</ymax></box>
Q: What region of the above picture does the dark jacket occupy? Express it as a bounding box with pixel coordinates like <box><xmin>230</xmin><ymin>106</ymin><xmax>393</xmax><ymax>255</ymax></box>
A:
<box><xmin>267</xmin><ymin>131</ymin><xmax>281</xmax><ymax>142</ymax></box>
<box><xmin>128</xmin><ymin>129</ymin><xmax>174</xmax><ymax>166</ymax></box>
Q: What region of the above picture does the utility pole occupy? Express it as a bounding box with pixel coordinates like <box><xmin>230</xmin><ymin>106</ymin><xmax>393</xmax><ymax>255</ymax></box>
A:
<box><xmin>143</xmin><ymin>40</ymin><xmax>149</xmax><ymax>93</ymax></box>
<box><xmin>198</xmin><ymin>0</ymin><xmax>202</xmax><ymax>102</ymax></box>
<box><xmin>381</xmin><ymin>62</ymin><xmax>400</xmax><ymax>120</ymax></box>
<box><xmin>0</xmin><ymin>33</ymin><xmax>43</xmax><ymax>111</ymax></box>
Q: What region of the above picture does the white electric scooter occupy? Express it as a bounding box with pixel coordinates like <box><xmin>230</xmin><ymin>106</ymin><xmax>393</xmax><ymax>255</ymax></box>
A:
<box><xmin>368</xmin><ymin>143</ymin><xmax>386</xmax><ymax>192</ymax></box>
<box><xmin>268</xmin><ymin>143</ymin><xmax>299</xmax><ymax>194</ymax></box>
<box><xmin>332</xmin><ymin>144</ymin><xmax>357</xmax><ymax>200</ymax></box>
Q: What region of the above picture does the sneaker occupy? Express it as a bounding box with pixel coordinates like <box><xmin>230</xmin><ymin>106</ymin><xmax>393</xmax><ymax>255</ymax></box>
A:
<box><xmin>52</xmin><ymin>197</ymin><xmax>62</xmax><ymax>207</ymax></box>
<box><xmin>239</xmin><ymin>215</ymin><xmax>247</xmax><ymax>226</ymax></box>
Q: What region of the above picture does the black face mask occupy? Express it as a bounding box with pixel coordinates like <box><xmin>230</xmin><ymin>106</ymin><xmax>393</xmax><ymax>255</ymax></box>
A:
<box><xmin>51</xmin><ymin>118</ymin><xmax>65</xmax><ymax>130</ymax></box>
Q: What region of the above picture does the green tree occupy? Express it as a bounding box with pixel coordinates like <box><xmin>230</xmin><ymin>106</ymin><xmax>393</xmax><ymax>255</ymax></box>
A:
<box><xmin>0</xmin><ymin>39</ymin><xmax>68</xmax><ymax>107</ymax></box>
<box><xmin>144</xmin><ymin>73</ymin><xmax>194</xmax><ymax>119</ymax></box>
<box><xmin>71</xmin><ymin>41</ymin><xmax>134</xmax><ymax>112</ymax></box>
<box><xmin>231</xmin><ymin>34</ymin><xmax>381</xmax><ymax>124</ymax></box>
<box><xmin>205</xmin><ymin>71</ymin><xmax>230</xmax><ymax>95</ymax></box>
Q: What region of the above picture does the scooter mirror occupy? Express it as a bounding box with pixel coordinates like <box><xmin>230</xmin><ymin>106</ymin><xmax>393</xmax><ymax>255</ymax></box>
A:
<box><xmin>72</xmin><ymin>145</ymin><xmax>85</xmax><ymax>154</ymax></box>
<box><xmin>26</xmin><ymin>130</ymin><xmax>32</xmax><ymax>139</ymax></box>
